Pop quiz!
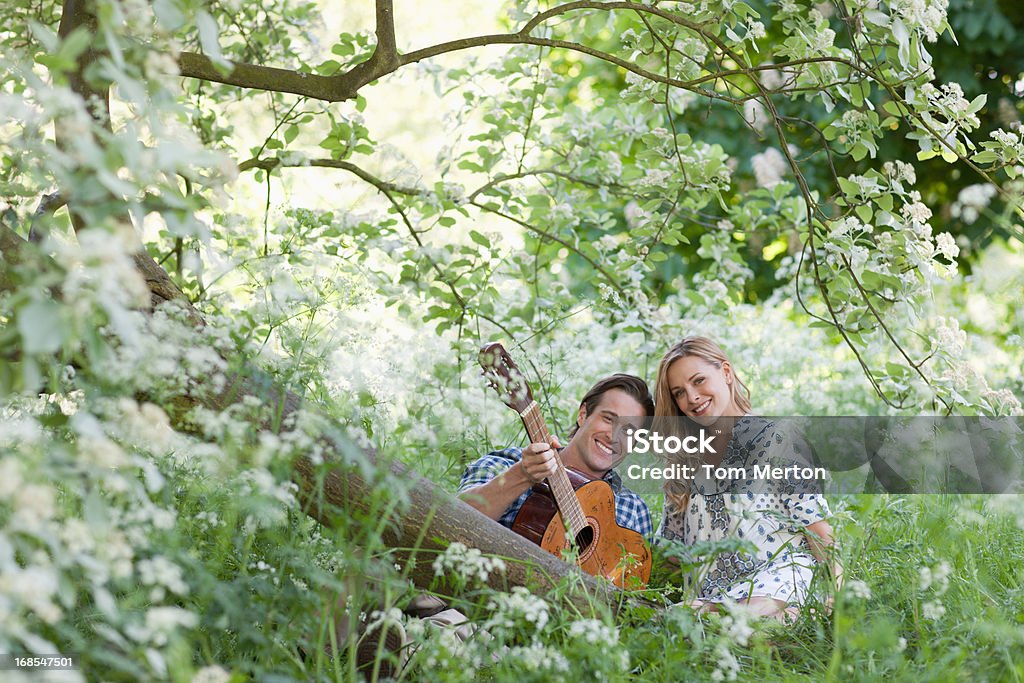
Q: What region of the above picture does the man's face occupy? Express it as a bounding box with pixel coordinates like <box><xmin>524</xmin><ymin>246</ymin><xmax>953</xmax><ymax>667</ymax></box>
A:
<box><xmin>566</xmin><ymin>388</ymin><xmax>646</xmax><ymax>479</ymax></box>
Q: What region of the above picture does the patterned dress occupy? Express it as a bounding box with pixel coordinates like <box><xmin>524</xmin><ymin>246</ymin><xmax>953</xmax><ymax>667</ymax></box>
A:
<box><xmin>656</xmin><ymin>416</ymin><xmax>830</xmax><ymax>605</ymax></box>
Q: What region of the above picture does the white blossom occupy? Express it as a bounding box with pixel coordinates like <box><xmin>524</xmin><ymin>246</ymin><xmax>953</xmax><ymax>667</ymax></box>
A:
<box><xmin>951</xmin><ymin>183</ymin><xmax>996</xmax><ymax>224</ymax></box>
<box><xmin>845</xmin><ymin>579</ymin><xmax>873</xmax><ymax>600</ymax></box>
<box><xmin>921</xmin><ymin>599</ymin><xmax>946</xmax><ymax>620</ymax></box>
<box><xmin>486</xmin><ymin>586</ymin><xmax>550</xmax><ymax>632</ymax></box>
<box><xmin>432</xmin><ymin>542</ymin><xmax>507</xmax><ymax>584</ymax></box>
<box><xmin>191</xmin><ymin>666</ymin><xmax>232</xmax><ymax>683</ymax></box>
<box><xmin>935</xmin><ymin>318</ymin><xmax>966</xmax><ymax>355</ymax></box>
<box><xmin>567</xmin><ymin>618</ymin><xmax>619</xmax><ymax>645</ymax></box>
<box><xmin>919</xmin><ymin>560</ymin><xmax>952</xmax><ymax>594</ymax></box>
<box><xmin>892</xmin><ymin>0</ymin><xmax>949</xmax><ymax>42</ymax></box>
<box><xmin>936</xmin><ymin>232</ymin><xmax>960</xmax><ymax>259</ymax></box>
<box><xmin>141</xmin><ymin>606</ymin><xmax>199</xmax><ymax>646</ymax></box>
<box><xmin>720</xmin><ymin>608</ymin><xmax>754</xmax><ymax>646</ymax></box>
<box><xmin>751</xmin><ymin>147</ymin><xmax>787</xmax><ymax>188</ymax></box>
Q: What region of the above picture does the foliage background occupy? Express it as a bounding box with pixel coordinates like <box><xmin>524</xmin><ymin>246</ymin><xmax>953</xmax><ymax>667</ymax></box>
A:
<box><xmin>1</xmin><ymin>0</ymin><xmax>1023</xmax><ymax>680</ymax></box>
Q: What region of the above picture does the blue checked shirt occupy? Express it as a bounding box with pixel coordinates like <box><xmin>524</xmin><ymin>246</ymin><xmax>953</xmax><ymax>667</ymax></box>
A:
<box><xmin>458</xmin><ymin>447</ymin><xmax>653</xmax><ymax>537</ymax></box>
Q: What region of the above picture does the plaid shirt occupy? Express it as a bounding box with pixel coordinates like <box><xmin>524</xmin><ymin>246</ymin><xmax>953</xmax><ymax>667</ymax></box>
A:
<box><xmin>458</xmin><ymin>447</ymin><xmax>653</xmax><ymax>537</ymax></box>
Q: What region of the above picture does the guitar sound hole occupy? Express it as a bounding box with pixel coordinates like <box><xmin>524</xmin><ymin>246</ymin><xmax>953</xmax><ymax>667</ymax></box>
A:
<box><xmin>574</xmin><ymin>525</ymin><xmax>595</xmax><ymax>552</ymax></box>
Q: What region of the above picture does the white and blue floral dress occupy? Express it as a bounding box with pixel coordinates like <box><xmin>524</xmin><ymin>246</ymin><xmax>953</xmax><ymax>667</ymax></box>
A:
<box><xmin>656</xmin><ymin>416</ymin><xmax>831</xmax><ymax>605</ymax></box>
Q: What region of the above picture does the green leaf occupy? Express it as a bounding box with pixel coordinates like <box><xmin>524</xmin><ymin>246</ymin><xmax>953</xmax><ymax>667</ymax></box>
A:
<box><xmin>284</xmin><ymin>125</ymin><xmax>299</xmax><ymax>144</ymax></box>
<box><xmin>316</xmin><ymin>59</ymin><xmax>342</xmax><ymax>75</ymax></box>
<box><xmin>18</xmin><ymin>299</ymin><xmax>63</xmax><ymax>354</ymax></box>
<box><xmin>892</xmin><ymin>18</ymin><xmax>910</xmax><ymax>68</ymax></box>
<box><xmin>196</xmin><ymin>10</ymin><xmax>231</xmax><ymax>72</ymax></box>
<box><xmin>59</xmin><ymin>26</ymin><xmax>92</xmax><ymax>63</ymax></box>
<box><xmin>970</xmin><ymin>148</ymin><xmax>995</xmax><ymax>163</ymax></box>
<box><xmin>469</xmin><ymin>230</ymin><xmax>490</xmax><ymax>248</ymax></box>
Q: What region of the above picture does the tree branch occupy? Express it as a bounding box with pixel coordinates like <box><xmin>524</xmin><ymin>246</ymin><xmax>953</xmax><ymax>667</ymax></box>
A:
<box><xmin>374</xmin><ymin>0</ymin><xmax>398</xmax><ymax>64</ymax></box>
<box><xmin>237</xmin><ymin>156</ymin><xmax>424</xmax><ymax>196</ymax></box>
<box><xmin>177</xmin><ymin>52</ymin><xmax>354</xmax><ymax>101</ymax></box>
<box><xmin>177</xmin><ymin>1</ymin><xmax>864</xmax><ymax>105</ymax></box>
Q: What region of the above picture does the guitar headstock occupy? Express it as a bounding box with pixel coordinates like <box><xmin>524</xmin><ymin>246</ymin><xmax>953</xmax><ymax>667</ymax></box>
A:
<box><xmin>479</xmin><ymin>342</ymin><xmax>534</xmax><ymax>413</ymax></box>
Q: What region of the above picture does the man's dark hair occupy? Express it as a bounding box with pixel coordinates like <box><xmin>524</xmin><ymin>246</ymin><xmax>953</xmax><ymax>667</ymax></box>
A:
<box><xmin>568</xmin><ymin>373</ymin><xmax>654</xmax><ymax>437</ymax></box>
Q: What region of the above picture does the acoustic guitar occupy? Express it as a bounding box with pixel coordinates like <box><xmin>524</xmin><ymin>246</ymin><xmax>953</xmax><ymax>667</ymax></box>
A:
<box><xmin>479</xmin><ymin>343</ymin><xmax>652</xmax><ymax>590</ymax></box>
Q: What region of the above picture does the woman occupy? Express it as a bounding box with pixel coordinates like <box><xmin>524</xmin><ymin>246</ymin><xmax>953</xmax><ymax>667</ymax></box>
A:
<box><xmin>653</xmin><ymin>336</ymin><xmax>839</xmax><ymax>620</ymax></box>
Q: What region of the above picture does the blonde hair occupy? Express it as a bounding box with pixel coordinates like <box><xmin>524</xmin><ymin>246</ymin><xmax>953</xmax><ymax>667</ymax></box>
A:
<box><xmin>653</xmin><ymin>336</ymin><xmax>751</xmax><ymax>509</ymax></box>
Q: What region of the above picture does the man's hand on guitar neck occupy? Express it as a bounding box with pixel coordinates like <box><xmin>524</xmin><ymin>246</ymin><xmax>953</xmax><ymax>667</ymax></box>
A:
<box><xmin>458</xmin><ymin>437</ymin><xmax>561</xmax><ymax>521</ymax></box>
<box><xmin>520</xmin><ymin>437</ymin><xmax>562</xmax><ymax>485</ymax></box>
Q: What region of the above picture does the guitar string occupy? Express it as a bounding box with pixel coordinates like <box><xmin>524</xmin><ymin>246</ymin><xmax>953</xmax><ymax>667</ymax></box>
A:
<box><xmin>520</xmin><ymin>401</ymin><xmax>587</xmax><ymax>534</ymax></box>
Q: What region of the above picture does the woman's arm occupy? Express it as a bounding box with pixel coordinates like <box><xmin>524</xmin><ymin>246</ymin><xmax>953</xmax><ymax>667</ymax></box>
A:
<box><xmin>805</xmin><ymin>519</ymin><xmax>843</xmax><ymax>591</ymax></box>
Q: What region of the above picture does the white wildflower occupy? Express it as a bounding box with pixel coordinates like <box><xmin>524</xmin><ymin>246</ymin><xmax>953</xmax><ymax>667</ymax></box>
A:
<box><xmin>720</xmin><ymin>608</ymin><xmax>754</xmax><ymax>646</ymax></box>
<box><xmin>432</xmin><ymin>542</ymin><xmax>507</xmax><ymax>584</ymax></box>
<box><xmin>486</xmin><ymin>586</ymin><xmax>550</xmax><ymax>632</ymax></box>
<box><xmin>0</xmin><ymin>458</ymin><xmax>23</xmax><ymax>497</ymax></box>
<box><xmin>8</xmin><ymin>565</ymin><xmax>62</xmax><ymax>624</ymax></box>
<box><xmin>143</xmin><ymin>606</ymin><xmax>199</xmax><ymax>646</ymax></box>
<box><xmin>567</xmin><ymin>618</ymin><xmax>619</xmax><ymax>645</ymax></box>
<box><xmin>12</xmin><ymin>484</ymin><xmax>56</xmax><ymax>530</ymax></box>
<box><xmin>504</xmin><ymin>642</ymin><xmax>570</xmax><ymax>673</ymax></box>
<box><xmin>845</xmin><ymin>579</ymin><xmax>872</xmax><ymax>600</ymax></box>
<box><xmin>191</xmin><ymin>666</ymin><xmax>232</xmax><ymax>683</ymax></box>
<box><xmin>138</xmin><ymin>556</ymin><xmax>189</xmax><ymax>598</ymax></box>
<box><xmin>921</xmin><ymin>599</ymin><xmax>946</xmax><ymax>620</ymax></box>
<box><xmin>711</xmin><ymin>640</ymin><xmax>741</xmax><ymax>681</ymax></box>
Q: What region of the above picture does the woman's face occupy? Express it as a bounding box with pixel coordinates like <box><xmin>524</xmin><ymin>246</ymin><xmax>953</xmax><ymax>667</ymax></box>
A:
<box><xmin>666</xmin><ymin>355</ymin><xmax>740</xmax><ymax>425</ymax></box>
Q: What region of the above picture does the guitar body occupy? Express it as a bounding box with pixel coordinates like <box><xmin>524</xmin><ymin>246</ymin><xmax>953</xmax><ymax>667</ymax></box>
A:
<box><xmin>511</xmin><ymin>468</ymin><xmax>652</xmax><ymax>590</ymax></box>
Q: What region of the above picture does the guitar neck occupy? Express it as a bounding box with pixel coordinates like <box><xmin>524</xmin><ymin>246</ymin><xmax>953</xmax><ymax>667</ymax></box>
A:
<box><xmin>518</xmin><ymin>401</ymin><xmax>588</xmax><ymax>536</ymax></box>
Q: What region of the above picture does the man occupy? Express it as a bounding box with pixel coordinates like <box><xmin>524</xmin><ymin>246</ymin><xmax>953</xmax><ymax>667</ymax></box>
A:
<box><xmin>458</xmin><ymin>373</ymin><xmax>655</xmax><ymax>537</ymax></box>
<box><xmin>350</xmin><ymin>374</ymin><xmax>656</xmax><ymax>675</ymax></box>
